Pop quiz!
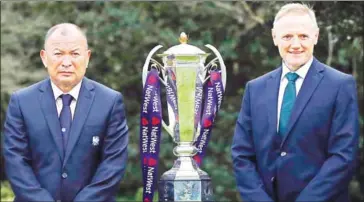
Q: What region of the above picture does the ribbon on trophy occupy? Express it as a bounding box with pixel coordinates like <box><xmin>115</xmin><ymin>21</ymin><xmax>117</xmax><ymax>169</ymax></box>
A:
<box><xmin>193</xmin><ymin>70</ymin><xmax>224</xmax><ymax>166</ymax></box>
<box><xmin>194</xmin><ymin>68</ymin><xmax>204</xmax><ymax>132</ymax></box>
<box><xmin>140</xmin><ymin>68</ymin><xmax>162</xmax><ymax>202</ymax></box>
<box><xmin>165</xmin><ymin>67</ymin><xmax>179</xmax><ymax>141</ymax></box>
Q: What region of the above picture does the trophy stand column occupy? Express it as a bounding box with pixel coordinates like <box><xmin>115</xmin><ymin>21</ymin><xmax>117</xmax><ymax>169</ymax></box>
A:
<box><xmin>158</xmin><ymin>142</ymin><xmax>214</xmax><ymax>202</ymax></box>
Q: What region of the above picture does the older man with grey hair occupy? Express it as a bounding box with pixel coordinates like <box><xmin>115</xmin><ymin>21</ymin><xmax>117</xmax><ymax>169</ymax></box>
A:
<box><xmin>4</xmin><ymin>23</ymin><xmax>129</xmax><ymax>202</ymax></box>
<box><xmin>232</xmin><ymin>3</ymin><xmax>359</xmax><ymax>202</ymax></box>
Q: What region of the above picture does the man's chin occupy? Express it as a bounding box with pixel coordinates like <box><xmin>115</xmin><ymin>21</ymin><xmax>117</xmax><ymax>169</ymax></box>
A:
<box><xmin>57</xmin><ymin>78</ymin><xmax>77</xmax><ymax>87</ymax></box>
<box><xmin>286</xmin><ymin>59</ymin><xmax>306</xmax><ymax>68</ymax></box>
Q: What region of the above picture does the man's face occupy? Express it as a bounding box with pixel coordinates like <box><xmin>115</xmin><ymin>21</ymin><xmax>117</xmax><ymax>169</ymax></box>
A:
<box><xmin>272</xmin><ymin>13</ymin><xmax>319</xmax><ymax>70</ymax></box>
<box><xmin>40</xmin><ymin>29</ymin><xmax>91</xmax><ymax>90</ymax></box>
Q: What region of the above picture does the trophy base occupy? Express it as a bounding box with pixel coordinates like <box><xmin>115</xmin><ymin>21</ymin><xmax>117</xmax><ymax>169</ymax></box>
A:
<box><xmin>158</xmin><ymin>156</ymin><xmax>214</xmax><ymax>202</ymax></box>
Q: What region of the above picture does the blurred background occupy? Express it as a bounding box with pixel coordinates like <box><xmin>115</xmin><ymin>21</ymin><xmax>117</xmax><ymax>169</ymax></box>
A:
<box><xmin>1</xmin><ymin>1</ymin><xmax>363</xmax><ymax>201</ymax></box>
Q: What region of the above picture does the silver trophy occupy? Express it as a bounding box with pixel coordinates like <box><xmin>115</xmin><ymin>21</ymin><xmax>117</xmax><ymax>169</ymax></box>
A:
<box><xmin>142</xmin><ymin>33</ymin><xmax>226</xmax><ymax>202</ymax></box>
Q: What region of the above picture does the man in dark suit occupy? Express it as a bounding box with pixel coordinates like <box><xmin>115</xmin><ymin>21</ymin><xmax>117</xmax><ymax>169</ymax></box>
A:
<box><xmin>232</xmin><ymin>3</ymin><xmax>359</xmax><ymax>202</ymax></box>
<box><xmin>3</xmin><ymin>23</ymin><xmax>129</xmax><ymax>202</ymax></box>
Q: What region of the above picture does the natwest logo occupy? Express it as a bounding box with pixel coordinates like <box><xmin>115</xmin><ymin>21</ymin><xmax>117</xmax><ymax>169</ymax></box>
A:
<box><xmin>152</xmin><ymin>117</ymin><xmax>160</xmax><ymax>125</ymax></box>
<box><xmin>203</xmin><ymin>119</ymin><xmax>212</xmax><ymax>127</ymax></box>
<box><xmin>211</xmin><ymin>72</ymin><xmax>221</xmax><ymax>81</ymax></box>
<box><xmin>142</xmin><ymin>117</ymin><xmax>149</xmax><ymax>126</ymax></box>
<box><xmin>148</xmin><ymin>75</ymin><xmax>157</xmax><ymax>84</ymax></box>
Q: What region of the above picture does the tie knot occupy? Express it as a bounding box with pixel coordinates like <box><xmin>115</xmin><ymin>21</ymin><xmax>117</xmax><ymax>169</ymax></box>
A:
<box><xmin>61</xmin><ymin>94</ymin><xmax>73</xmax><ymax>106</ymax></box>
<box><xmin>286</xmin><ymin>72</ymin><xmax>299</xmax><ymax>82</ymax></box>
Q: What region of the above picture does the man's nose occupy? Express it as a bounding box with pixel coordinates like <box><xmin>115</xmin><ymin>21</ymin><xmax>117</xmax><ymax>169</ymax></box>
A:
<box><xmin>61</xmin><ymin>55</ymin><xmax>72</xmax><ymax>67</ymax></box>
<box><xmin>290</xmin><ymin>36</ymin><xmax>301</xmax><ymax>48</ymax></box>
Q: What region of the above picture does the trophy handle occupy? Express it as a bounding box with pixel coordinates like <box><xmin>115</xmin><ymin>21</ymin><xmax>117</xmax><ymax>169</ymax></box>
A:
<box><xmin>142</xmin><ymin>45</ymin><xmax>163</xmax><ymax>87</ymax></box>
<box><xmin>142</xmin><ymin>45</ymin><xmax>175</xmax><ymax>139</ymax></box>
<box><xmin>162</xmin><ymin>113</ymin><xmax>175</xmax><ymax>139</ymax></box>
<box><xmin>204</xmin><ymin>44</ymin><xmax>227</xmax><ymax>90</ymax></box>
<box><xmin>193</xmin><ymin>45</ymin><xmax>226</xmax><ymax>142</ymax></box>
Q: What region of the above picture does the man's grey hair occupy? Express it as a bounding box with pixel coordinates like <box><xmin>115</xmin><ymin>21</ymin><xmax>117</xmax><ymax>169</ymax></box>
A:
<box><xmin>44</xmin><ymin>23</ymin><xmax>88</xmax><ymax>49</ymax></box>
<box><xmin>273</xmin><ymin>3</ymin><xmax>318</xmax><ymax>29</ymax></box>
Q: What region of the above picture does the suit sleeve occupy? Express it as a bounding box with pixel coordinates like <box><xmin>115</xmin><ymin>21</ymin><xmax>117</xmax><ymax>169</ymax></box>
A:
<box><xmin>296</xmin><ymin>76</ymin><xmax>360</xmax><ymax>201</ymax></box>
<box><xmin>3</xmin><ymin>92</ymin><xmax>54</xmax><ymax>201</ymax></box>
<box><xmin>74</xmin><ymin>92</ymin><xmax>129</xmax><ymax>201</ymax></box>
<box><xmin>231</xmin><ymin>82</ymin><xmax>274</xmax><ymax>201</ymax></box>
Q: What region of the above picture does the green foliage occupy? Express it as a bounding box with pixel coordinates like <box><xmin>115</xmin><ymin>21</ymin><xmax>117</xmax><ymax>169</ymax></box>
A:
<box><xmin>1</xmin><ymin>1</ymin><xmax>363</xmax><ymax>201</ymax></box>
<box><xmin>131</xmin><ymin>188</ymin><xmax>158</xmax><ymax>202</ymax></box>
<box><xmin>0</xmin><ymin>181</ymin><xmax>14</xmax><ymax>201</ymax></box>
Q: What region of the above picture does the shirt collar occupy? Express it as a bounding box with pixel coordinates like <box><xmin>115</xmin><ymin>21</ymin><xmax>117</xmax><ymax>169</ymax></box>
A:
<box><xmin>51</xmin><ymin>79</ymin><xmax>83</xmax><ymax>101</ymax></box>
<box><xmin>281</xmin><ymin>56</ymin><xmax>313</xmax><ymax>81</ymax></box>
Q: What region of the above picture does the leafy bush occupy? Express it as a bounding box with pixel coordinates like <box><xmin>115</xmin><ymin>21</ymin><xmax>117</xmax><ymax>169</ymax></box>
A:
<box><xmin>1</xmin><ymin>181</ymin><xmax>14</xmax><ymax>201</ymax></box>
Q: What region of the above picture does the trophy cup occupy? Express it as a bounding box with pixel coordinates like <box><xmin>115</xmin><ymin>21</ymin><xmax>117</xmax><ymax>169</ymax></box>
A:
<box><xmin>140</xmin><ymin>32</ymin><xmax>226</xmax><ymax>202</ymax></box>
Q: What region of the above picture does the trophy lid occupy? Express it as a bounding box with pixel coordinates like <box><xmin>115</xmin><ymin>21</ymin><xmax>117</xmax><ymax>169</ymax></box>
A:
<box><xmin>162</xmin><ymin>32</ymin><xmax>206</xmax><ymax>55</ymax></box>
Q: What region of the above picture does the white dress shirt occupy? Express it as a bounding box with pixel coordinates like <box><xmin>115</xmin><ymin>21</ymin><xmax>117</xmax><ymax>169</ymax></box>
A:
<box><xmin>51</xmin><ymin>80</ymin><xmax>82</xmax><ymax>120</ymax></box>
<box><xmin>277</xmin><ymin>57</ymin><xmax>313</xmax><ymax>131</ymax></box>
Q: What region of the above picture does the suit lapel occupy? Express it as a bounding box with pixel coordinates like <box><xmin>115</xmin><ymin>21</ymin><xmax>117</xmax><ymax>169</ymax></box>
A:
<box><xmin>280</xmin><ymin>58</ymin><xmax>325</xmax><ymax>147</ymax></box>
<box><xmin>266</xmin><ymin>67</ymin><xmax>282</xmax><ymax>137</ymax></box>
<box><xmin>39</xmin><ymin>78</ymin><xmax>64</xmax><ymax>161</ymax></box>
<box><xmin>63</xmin><ymin>78</ymin><xmax>95</xmax><ymax>167</ymax></box>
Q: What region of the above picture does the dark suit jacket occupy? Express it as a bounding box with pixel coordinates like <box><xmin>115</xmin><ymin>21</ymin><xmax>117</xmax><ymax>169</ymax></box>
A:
<box><xmin>3</xmin><ymin>77</ymin><xmax>129</xmax><ymax>202</ymax></box>
<box><xmin>231</xmin><ymin>58</ymin><xmax>359</xmax><ymax>202</ymax></box>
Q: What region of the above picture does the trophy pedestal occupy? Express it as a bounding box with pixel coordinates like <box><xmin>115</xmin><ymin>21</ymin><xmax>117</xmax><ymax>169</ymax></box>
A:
<box><xmin>158</xmin><ymin>156</ymin><xmax>214</xmax><ymax>202</ymax></box>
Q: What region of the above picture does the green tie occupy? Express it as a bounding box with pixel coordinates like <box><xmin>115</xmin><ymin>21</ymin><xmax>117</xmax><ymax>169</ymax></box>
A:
<box><xmin>278</xmin><ymin>72</ymin><xmax>299</xmax><ymax>137</ymax></box>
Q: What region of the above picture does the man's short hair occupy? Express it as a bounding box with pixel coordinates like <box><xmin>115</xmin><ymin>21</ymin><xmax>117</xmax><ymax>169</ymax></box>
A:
<box><xmin>44</xmin><ymin>23</ymin><xmax>88</xmax><ymax>49</ymax></box>
<box><xmin>273</xmin><ymin>3</ymin><xmax>318</xmax><ymax>29</ymax></box>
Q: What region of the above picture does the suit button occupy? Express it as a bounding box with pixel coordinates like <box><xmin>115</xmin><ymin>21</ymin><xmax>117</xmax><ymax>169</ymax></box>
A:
<box><xmin>271</xmin><ymin>177</ymin><xmax>275</xmax><ymax>182</ymax></box>
<box><xmin>280</xmin><ymin>151</ymin><xmax>287</xmax><ymax>156</ymax></box>
<box><xmin>62</xmin><ymin>172</ymin><xmax>68</xmax><ymax>179</ymax></box>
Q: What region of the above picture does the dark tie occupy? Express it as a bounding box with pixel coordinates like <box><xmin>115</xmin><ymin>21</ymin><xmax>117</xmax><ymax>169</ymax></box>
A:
<box><xmin>60</xmin><ymin>94</ymin><xmax>73</xmax><ymax>150</ymax></box>
<box><xmin>278</xmin><ymin>72</ymin><xmax>299</xmax><ymax>137</ymax></box>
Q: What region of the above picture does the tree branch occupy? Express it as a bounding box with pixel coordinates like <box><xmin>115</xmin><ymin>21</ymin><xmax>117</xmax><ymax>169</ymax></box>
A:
<box><xmin>239</xmin><ymin>1</ymin><xmax>264</xmax><ymax>25</ymax></box>
<box><xmin>213</xmin><ymin>1</ymin><xmax>244</xmax><ymax>24</ymax></box>
<box><xmin>326</xmin><ymin>25</ymin><xmax>338</xmax><ymax>66</ymax></box>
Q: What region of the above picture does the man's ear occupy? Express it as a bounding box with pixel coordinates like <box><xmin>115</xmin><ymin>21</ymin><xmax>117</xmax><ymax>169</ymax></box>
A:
<box><xmin>272</xmin><ymin>29</ymin><xmax>278</xmax><ymax>46</ymax></box>
<box><xmin>85</xmin><ymin>49</ymin><xmax>91</xmax><ymax>68</ymax></box>
<box><xmin>40</xmin><ymin>50</ymin><xmax>48</xmax><ymax>68</ymax></box>
<box><xmin>314</xmin><ymin>28</ymin><xmax>320</xmax><ymax>45</ymax></box>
